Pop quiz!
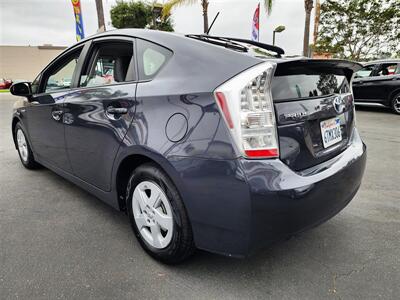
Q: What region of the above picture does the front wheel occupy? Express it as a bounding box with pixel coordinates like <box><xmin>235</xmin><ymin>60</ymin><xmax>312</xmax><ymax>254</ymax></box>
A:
<box><xmin>391</xmin><ymin>92</ymin><xmax>400</xmax><ymax>115</ymax></box>
<box><xmin>126</xmin><ymin>163</ymin><xmax>195</xmax><ymax>264</ymax></box>
<box><xmin>14</xmin><ymin>123</ymin><xmax>40</xmax><ymax>169</ymax></box>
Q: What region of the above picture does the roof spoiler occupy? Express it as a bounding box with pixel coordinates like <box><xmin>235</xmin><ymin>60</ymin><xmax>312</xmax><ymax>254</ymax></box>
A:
<box><xmin>187</xmin><ymin>34</ymin><xmax>285</xmax><ymax>58</ymax></box>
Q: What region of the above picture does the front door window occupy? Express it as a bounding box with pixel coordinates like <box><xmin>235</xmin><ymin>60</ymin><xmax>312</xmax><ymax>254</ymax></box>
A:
<box><xmin>43</xmin><ymin>49</ymin><xmax>82</xmax><ymax>93</ymax></box>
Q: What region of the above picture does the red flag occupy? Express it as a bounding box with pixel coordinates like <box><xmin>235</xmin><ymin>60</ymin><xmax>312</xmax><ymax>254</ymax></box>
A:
<box><xmin>251</xmin><ymin>3</ymin><xmax>260</xmax><ymax>41</ymax></box>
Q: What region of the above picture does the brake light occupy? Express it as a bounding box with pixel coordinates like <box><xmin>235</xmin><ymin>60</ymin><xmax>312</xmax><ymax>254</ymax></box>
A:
<box><xmin>214</xmin><ymin>62</ymin><xmax>279</xmax><ymax>159</ymax></box>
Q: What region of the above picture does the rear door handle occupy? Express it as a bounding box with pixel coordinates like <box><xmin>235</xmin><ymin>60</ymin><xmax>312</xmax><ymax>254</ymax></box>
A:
<box><xmin>106</xmin><ymin>107</ymin><xmax>128</xmax><ymax>114</ymax></box>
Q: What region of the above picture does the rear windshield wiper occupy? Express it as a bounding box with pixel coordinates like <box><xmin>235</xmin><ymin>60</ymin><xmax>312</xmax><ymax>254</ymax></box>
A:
<box><xmin>186</xmin><ymin>34</ymin><xmax>248</xmax><ymax>53</ymax></box>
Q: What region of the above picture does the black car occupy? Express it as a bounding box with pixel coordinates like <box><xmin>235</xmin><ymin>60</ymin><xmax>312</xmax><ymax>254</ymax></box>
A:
<box><xmin>10</xmin><ymin>29</ymin><xmax>366</xmax><ymax>263</ymax></box>
<box><xmin>353</xmin><ymin>59</ymin><xmax>400</xmax><ymax>114</ymax></box>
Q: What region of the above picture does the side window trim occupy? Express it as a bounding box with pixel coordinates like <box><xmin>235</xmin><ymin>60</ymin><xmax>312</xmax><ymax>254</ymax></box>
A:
<box><xmin>79</xmin><ymin>47</ymin><xmax>101</xmax><ymax>87</ymax></box>
<box><xmin>78</xmin><ymin>36</ymin><xmax>138</xmax><ymax>88</ymax></box>
<box><xmin>71</xmin><ymin>41</ymin><xmax>92</xmax><ymax>89</ymax></box>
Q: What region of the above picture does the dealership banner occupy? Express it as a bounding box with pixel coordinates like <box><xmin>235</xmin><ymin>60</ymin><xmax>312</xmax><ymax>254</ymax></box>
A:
<box><xmin>71</xmin><ymin>0</ymin><xmax>85</xmax><ymax>41</ymax></box>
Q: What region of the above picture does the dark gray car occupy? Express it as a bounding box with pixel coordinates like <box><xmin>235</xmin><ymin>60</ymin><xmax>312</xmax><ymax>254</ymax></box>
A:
<box><xmin>10</xmin><ymin>29</ymin><xmax>366</xmax><ymax>263</ymax></box>
<box><xmin>353</xmin><ymin>59</ymin><xmax>400</xmax><ymax>114</ymax></box>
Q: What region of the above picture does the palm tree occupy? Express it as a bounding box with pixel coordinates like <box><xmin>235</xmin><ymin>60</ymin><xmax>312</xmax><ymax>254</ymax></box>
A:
<box><xmin>303</xmin><ymin>0</ymin><xmax>314</xmax><ymax>57</ymax></box>
<box><xmin>163</xmin><ymin>0</ymin><xmax>275</xmax><ymax>34</ymax></box>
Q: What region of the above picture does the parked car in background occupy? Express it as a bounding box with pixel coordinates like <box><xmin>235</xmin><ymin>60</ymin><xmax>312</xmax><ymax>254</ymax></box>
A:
<box><xmin>353</xmin><ymin>59</ymin><xmax>400</xmax><ymax>114</ymax></box>
<box><xmin>0</xmin><ymin>78</ymin><xmax>13</xmax><ymax>89</ymax></box>
<box><xmin>10</xmin><ymin>29</ymin><xmax>366</xmax><ymax>263</ymax></box>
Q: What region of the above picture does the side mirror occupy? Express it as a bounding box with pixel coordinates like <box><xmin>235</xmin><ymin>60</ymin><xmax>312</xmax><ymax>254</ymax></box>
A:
<box><xmin>10</xmin><ymin>82</ymin><xmax>32</xmax><ymax>97</ymax></box>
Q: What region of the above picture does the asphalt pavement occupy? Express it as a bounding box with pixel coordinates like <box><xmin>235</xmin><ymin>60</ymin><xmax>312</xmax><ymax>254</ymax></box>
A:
<box><xmin>0</xmin><ymin>93</ymin><xmax>399</xmax><ymax>299</ymax></box>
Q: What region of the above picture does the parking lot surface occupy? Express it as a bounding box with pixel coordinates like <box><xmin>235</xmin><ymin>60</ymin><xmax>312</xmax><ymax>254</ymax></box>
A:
<box><xmin>1</xmin><ymin>93</ymin><xmax>399</xmax><ymax>299</ymax></box>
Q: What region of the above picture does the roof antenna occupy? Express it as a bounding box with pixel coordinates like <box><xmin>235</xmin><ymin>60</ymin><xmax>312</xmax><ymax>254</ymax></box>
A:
<box><xmin>206</xmin><ymin>12</ymin><xmax>220</xmax><ymax>35</ymax></box>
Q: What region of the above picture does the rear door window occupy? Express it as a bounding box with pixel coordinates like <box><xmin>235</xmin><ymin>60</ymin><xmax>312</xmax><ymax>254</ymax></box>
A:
<box><xmin>136</xmin><ymin>39</ymin><xmax>172</xmax><ymax>80</ymax></box>
<box><xmin>80</xmin><ymin>41</ymin><xmax>135</xmax><ymax>87</ymax></box>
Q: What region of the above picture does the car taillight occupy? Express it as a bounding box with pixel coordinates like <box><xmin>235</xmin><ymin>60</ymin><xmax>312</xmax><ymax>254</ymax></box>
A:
<box><xmin>214</xmin><ymin>62</ymin><xmax>279</xmax><ymax>159</ymax></box>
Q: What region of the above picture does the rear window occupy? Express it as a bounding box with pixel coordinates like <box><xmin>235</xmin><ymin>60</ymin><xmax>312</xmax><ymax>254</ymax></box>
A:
<box><xmin>272</xmin><ymin>64</ymin><xmax>350</xmax><ymax>100</ymax></box>
<box><xmin>272</xmin><ymin>70</ymin><xmax>350</xmax><ymax>101</ymax></box>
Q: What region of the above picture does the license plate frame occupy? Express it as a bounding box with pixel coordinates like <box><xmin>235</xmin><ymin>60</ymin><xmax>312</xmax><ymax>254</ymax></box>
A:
<box><xmin>320</xmin><ymin>116</ymin><xmax>342</xmax><ymax>148</ymax></box>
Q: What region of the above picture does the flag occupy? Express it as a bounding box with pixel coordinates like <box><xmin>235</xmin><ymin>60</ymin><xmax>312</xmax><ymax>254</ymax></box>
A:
<box><xmin>71</xmin><ymin>0</ymin><xmax>85</xmax><ymax>41</ymax></box>
<box><xmin>251</xmin><ymin>3</ymin><xmax>260</xmax><ymax>42</ymax></box>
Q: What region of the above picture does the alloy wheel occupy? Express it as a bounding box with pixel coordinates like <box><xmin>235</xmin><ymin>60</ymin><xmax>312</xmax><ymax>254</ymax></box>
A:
<box><xmin>16</xmin><ymin>129</ymin><xmax>28</xmax><ymax>162</ymax></box>
<box><xmin>132</xmin><ymin>181</ymin><xmax>174</xmax><ymax>249</ymax></box>
<box><xmin>393</xmin><ymin>96</ymin><xmax>400</xmax><ymax>113</ymax></box>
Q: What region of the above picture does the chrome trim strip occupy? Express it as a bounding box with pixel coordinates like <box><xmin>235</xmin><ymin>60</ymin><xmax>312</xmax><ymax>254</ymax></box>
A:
<box><xmin>355</xmin><ymin>102</ymin><xmax>386</xmax><ymax>107</ymax></box>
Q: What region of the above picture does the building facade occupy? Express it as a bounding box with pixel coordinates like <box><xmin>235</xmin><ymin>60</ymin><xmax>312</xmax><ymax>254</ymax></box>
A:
<box><xmin>0</xmin><ymin>45</ymin><xmax>67</xmax><ymax>81</ymax></box>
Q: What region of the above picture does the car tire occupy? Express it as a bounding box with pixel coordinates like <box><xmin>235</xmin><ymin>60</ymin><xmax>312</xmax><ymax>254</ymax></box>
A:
<box><xmin>390</xmin><ymin>92</ymin><xmax>400</xmax><ymax>115</ymax></box>
<box><xmin>14</xmin><ymin>123</ymin><xmax>40</xmax><ymax>169</ymax></box>
<box><xmin>126</xmin><ymin>163</ymin><xmax>195</xmax><ymax>264</ymax></box>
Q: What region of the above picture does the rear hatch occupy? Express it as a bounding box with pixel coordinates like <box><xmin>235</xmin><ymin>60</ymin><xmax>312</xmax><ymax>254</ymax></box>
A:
<box><xmin>272</xmin><ymin>59</ymin><xmax>362</xmax><ymax>171</ymax></box>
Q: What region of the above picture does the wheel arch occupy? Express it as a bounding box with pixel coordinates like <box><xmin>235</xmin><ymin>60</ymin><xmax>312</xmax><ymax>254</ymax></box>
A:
<box><xmin>388</xmin><ymin>87</ymin><xmax>400</xmax><ymax>103</ymax></box>
<box><xmin>114</xmin><ymin>149</ymin><xmax>184</xmax><ymax>213</ymax></box>
<box><xmin>11</xmin><ymin>116</ymin><xmax>22</xmax><ymax>149</ymax></box>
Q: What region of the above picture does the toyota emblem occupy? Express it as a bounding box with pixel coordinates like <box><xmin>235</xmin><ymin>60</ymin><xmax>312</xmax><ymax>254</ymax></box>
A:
<box><xmin>333</xmin><ymin>96</ymin><xmax>345</xmax><ymax>114</ymax></box>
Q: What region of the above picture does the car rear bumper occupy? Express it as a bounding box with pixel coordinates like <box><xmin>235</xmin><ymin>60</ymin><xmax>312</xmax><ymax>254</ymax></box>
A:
<box><xmin>169</xmin><ymin>129</ymin><xmax>366</xmax><ymax>257</ymax></box>
<box><xmin>242</xmin><ymin>129</ymin><xmax>367</xmax><ymax>255</ymax></box>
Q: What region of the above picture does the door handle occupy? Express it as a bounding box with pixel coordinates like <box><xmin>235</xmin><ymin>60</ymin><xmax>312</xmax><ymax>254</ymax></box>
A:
<box><xmin>106</xmin><ymin>106</ymin><xmax>128</xmax><ymax>115</ymax></box>
<box><xmin>51</xmin><ymin>110</ymin><xmax>64</xmax><ymax>121</ymax></box>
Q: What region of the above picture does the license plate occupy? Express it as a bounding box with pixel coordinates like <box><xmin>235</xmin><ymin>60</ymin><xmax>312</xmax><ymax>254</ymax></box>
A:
<box><xmin>320</xmin><ymin>117</ymin><xmax>342</xmax><ymax>148</ymax></box>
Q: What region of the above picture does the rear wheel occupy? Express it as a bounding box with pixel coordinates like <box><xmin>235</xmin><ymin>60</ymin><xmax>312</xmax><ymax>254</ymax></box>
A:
<box><xmin>391</xmin><ymin>93</ymin><xmax>400</xmax><ymax>115</ymax></box>
<box><xmin>14</xmin><ymin>123</ymin><xmax>40</xmax><ymax>169</ymax></box>
<box><xmin>126</xmin><ymin>163</ymin><xmax>195</xmax><ymax>264</ymax></box>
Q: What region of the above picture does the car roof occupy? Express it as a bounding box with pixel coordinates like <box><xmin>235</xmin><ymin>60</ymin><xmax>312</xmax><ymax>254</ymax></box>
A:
<box><xmin>76</xmin><ymin>28</ymin><xmax>201</xmax><ymax>51</ymax></box>
<box><xmin>75</xmin><ymin>29</ymin><xmax>361</xmax><ymax>65</ymax></box>
<box><xmin>362</xmin><ymin>59</ymin><xmax>400</xmax><ymax>65</ymax></box>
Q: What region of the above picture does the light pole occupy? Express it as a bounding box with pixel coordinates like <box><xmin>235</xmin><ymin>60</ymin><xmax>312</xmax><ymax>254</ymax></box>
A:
<box><xmin>273</xmin><ymin>25</ymin><xmax>285</xmax><ymax>46</ymax></box>
<box><xmin>95</xmin><ymin>0</ymin><xmax>105</xmax><ymax>31</ymax></box>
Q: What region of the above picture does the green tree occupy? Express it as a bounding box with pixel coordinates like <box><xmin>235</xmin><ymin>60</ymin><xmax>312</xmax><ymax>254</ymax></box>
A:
<box><xmin>111</xmin><ymin>1</ymin><xmax>174</xmax><ymax>31</ymax></box>
<box><xmin>162</xmin><ymin>1</ymin><xmax>275</xmax><ymax>34</ymax></box>
<box><xmin>111</xmin><ymin>1</ymin><xmax>150</xmax><ymax>28</ymax></box>
<box><xmin>315</xmin><ymin>0</ymin><xmax>400</xmax><ymax>60</ymax></box>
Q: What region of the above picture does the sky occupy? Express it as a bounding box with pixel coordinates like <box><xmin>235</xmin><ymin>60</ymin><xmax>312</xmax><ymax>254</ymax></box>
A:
<box><xmin>0</xmin><ymin>0</ymin><xmax>313</xmax><ymax>56</ymax></box>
